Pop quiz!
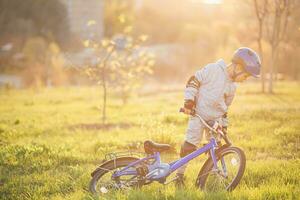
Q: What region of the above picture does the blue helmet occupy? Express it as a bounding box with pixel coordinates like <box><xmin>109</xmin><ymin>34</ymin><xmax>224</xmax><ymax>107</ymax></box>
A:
<box><xmin>232</xmin><ymin>47</ymin><xmax>261</xmax><ymax>78</ymax></box>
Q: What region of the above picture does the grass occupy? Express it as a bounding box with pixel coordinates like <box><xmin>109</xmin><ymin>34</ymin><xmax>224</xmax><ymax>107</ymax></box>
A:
<box><xmin>0</xmin><ymin>81</ymin><xmax>299</xmax><ymax>200</ymax></box>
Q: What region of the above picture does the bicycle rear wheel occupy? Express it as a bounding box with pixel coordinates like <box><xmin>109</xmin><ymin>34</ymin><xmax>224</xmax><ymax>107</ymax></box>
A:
<box><xmin>89</xmin><ymin>156</ymin><xmax>140</xmax><ymax>195</ymax></box>
<box><xmin>196</xmin><ymin>146</ymin><xmax>246</xmax><ymax>192</ymax></box>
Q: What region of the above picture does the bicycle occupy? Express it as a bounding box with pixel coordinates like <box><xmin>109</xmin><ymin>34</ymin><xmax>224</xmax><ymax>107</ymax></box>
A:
<box><xmin>89</xmin><ymin>108</ymin><xmax>246</xmax><ymax>195</ymax></box>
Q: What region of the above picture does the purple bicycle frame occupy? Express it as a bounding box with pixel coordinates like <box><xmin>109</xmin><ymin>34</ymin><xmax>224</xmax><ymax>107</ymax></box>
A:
<box><xmin>169</xmin><ymin>138</ymin><xmax>219</xmax><ymax>172</ymax></box>
<box><xmin>112</xmin><ymin>137</ymin><xmax>220</xmax><ymax>180</ymax></box>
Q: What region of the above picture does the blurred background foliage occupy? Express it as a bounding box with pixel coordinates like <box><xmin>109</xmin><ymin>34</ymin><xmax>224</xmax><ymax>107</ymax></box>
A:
<box><xmin>0</xmin><ymin>0</ymin><xmax>299</xmax><ymax>90</ymax></box>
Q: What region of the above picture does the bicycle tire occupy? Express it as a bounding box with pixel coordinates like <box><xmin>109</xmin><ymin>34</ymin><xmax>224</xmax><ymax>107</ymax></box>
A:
<box><xmin>89</xmin><ymin>156</ymin><xmax>139</xmax><ymax>195</ymax></box>
<box><xmin>196</xmin><ymin>146</ymin><xmax>246</xmax><ymax>192</ymax></box>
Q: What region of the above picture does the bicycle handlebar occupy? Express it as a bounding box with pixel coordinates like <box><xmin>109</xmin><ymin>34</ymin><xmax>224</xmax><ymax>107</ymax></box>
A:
<box><xmin>179</xmin><ymin>108</ymin><xmax>232</xmax><ymax>146</ymax></box>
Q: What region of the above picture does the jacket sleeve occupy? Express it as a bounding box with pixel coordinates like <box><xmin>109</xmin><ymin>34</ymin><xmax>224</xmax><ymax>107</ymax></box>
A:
<box><xmin>184</xmin><ymin>66</ymin><xmax>209</xmax><ymax>101</ymax></box>
<box><xmin>224</xmin><ymin>84</ymin><xmax>236</xmax><ymax>107</ymax></box>
<box><xmin>223</xmin><ymin>84</ymin><xmax>237</xmax><ymax>127</ymax></box>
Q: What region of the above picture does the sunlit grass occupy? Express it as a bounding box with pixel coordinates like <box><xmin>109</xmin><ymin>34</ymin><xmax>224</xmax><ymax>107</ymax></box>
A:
<box><xmin>0</xmin><ymin>81</ymin><xmax>299</xmax><ymax>199</ymax></box>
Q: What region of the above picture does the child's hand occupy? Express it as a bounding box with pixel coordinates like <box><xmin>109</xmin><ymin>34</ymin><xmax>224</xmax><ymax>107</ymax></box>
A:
<box><xmin>184</xmin><ymin>108</ymin><xmax>193</xmax><ymax>115</ymax></box>
<box><xmin>182</xmin><ymin>100</ymin><xmax>196</xmax><ymax>115</ymax></box>
<box><xmin>184</xmin><ymin>100</ymin><xmax>195</xmax><ymax>110</ymax></box>
<box><xmin>179</xmin><ymin>107</ymin><xmax>195</xmax><ymax>115</ymax></box>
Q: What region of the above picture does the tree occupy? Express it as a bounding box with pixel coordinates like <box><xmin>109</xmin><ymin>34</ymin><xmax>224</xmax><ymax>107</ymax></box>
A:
<box><xmin>83</xmin><ymin>34</ymin><xmax>155</xmax><ymax>124</ymax></box>
<box><xmin>265</xmin><ymin>0</ymin><xmax>294</xmax><ymax>93</ymax></box>
<box><xmin>284</xmin><ymin>2</ymin><xmax>300</xmax><ymax>80</ymax></box>
<box><xmin>251</xmin><ymin>0</ymin><xmax>296</xmax><ymax>93</ymax></box>
<box><xmin>253</xmin><ymin>0</ymin><xmax>268</xmax><ymax>93</ymax></box>
<box><xmin>22</xmin><ymin>36</ymin><xmax>48</xmax><ymax>87</ymax></box>
<box><xmin>0</xmin><ymin>0</ymin><xmax>70</xmax><ymax>46</ymax></box>
<box><xmin>112</xmin><ymin>37</ymin><xmax>155</xmax><ymax>104</ymax></box>
<box><xmin>0</xmin><ymin>0</ymin><xmax>70</xmax><ymax>76</ymax></box>
<box><xmin>22</xmin><ymin>37</ymin><xmax>67</xmax><ymax>87</ymax></box>
<box><xmin>46</xmin><ymin>42</ymin><xmax>67</xmax><ymax>86</ymax></box>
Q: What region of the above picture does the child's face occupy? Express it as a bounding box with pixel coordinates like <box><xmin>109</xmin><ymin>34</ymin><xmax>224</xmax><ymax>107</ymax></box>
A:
<box><xmin>234</xmin><ymin>64</ymin><xmax>251</xmax><ymax>82</ymax></box>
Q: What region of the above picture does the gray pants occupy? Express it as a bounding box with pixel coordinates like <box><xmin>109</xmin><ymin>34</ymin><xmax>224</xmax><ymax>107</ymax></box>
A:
<box><xmin>177</xmin><ymin>116</ymin><xmax>227</xmax><ymax>175</ymax></box>
<box><xmin>177</xmin><ymin>116</ymin><xmax>205</xmax><ymax>175</ymax></box>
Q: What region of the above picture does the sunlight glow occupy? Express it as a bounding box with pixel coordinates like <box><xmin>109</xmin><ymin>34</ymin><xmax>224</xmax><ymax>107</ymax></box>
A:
<box><xmin>197</xmin><ymin>0</ymin><xmax>223</xmax><ymax>4</ymax></box>
<box><xmin>100</xmin><ymin>187</ymin><xmax>108</xmax><ymax>193</ymax></box>
<box><xmin>231</xmin><ymin>158</ymin><xmax>238</xmax><ymax>166</ymax></box>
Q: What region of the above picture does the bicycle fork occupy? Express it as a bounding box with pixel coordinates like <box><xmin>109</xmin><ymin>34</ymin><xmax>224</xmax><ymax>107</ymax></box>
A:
<box><xmin>210</xmin><ymin>139</ymin><xmax>228</xmax><ymax>178</ymax></box>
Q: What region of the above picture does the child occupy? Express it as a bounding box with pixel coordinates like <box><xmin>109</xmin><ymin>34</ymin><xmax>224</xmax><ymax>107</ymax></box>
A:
<box><xmin>176</xmin><ymin>47</ymin><xmax>261</xmax><ymax>186</ymax></box>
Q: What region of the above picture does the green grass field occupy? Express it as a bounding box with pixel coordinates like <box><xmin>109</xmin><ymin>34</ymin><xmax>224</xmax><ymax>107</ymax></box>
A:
<box><xmin>0</xmin><ymin>82</ymin><xmax>299</xmax><ymax>200</ymax></box>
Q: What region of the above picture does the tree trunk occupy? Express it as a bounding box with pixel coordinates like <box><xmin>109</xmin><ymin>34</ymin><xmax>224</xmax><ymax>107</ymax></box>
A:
<box><xmin>257</xmin><ymin>24</ymin><xmax>265</xmax><ymax>93</ymax></box>
<box><xmin>261</xmin><ymin>58</ymin><xmax>266</xmax><ymax>93</ymax></box>
<box><xmin>253</xmin><ymin>0</ymin><xmax>267</xmax><ymax>93</ymax></box>
<box><xmin>273</xmin><ymin>48</ymin><xmax>280</xmax><ymax>82</ymax></box>
<box><xmin>99</xmin><ymin>46</ymin><xmax>115</xmax><ymax>125</ymax></box>
<box><xmin>269</xmin><ymin>47</ymin><xmax>275</xmax><ymax>94</ymax></box>
<box><xmin>101</xmin><ymin>67</ymin><xmax>107</xmax><ymax>125</ymax></box>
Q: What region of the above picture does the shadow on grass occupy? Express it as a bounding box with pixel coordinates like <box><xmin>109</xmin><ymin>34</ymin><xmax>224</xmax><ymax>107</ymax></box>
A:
<box><xmin>68</xmin><ymin>122</ymin><xmax>135</xmax><ymax>131</ymax></box>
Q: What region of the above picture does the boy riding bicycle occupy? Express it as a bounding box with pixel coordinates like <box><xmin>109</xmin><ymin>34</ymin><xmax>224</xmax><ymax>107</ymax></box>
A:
<box><xmin>176</xmin><ymin>47</ymin><xmax>261</xmax><ymax>186</ymax></box>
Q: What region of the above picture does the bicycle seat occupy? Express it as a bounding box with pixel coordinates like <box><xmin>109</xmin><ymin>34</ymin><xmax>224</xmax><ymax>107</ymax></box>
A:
<box><xmin>144</xmin><ymin>140</ymin><xmax>171</xmax><ymax>154</ymax></box>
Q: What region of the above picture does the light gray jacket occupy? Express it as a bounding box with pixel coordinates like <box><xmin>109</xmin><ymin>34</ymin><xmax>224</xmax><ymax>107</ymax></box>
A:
<box><xmin>185</xmin><ymin>59</ymin><xmax>236</xmax><ymax>122</ymax></box>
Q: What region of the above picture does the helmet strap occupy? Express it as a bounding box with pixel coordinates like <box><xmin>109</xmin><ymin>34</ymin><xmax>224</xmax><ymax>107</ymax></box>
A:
<box><xmin>231</xmin><ymin>63</ymin><xmax>244</xmax><ymax>81</ymax></box>
<box><xmin>231</xmin><ymin>63</ymin><xmax>238</xmax><ymax>81</ymax></box>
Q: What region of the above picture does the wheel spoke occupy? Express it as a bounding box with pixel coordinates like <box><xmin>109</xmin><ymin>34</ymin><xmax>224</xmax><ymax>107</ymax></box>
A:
<box><xmin>200</xmin><ymin>148</ymin><xmax>245</xmax><ymax>192</ymax></box>
<box><xmin>90</xmin><ymin>158</ymin><xmax>141</xmax><ymax>195</ymax></box>
<box><xmin>219</xmin><ymin>176</ymin><xmax>228</xmax><ymax>189</ymax></box>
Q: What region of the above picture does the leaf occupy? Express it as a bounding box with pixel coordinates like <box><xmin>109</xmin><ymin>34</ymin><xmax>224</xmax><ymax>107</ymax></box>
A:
<box><xmin>147</xmin><ymin>53</ymin><xmax>156</xmax><ymax>58</ymax></box>
<box><xmin>128</xmin><ymin>72</ymin><xmax>133</xmax><ymax>78</ymax></box>
<box><xmin>101</xmin><ymin>39</ymin><xmax>110</xmax><ymax>47</ymax></box>
<box><xmin>136</xmin><ymin>66</ymin><xmax>143</xmax><ymax>73</ymax></box>
<box><xmin>144</xmin><ymin>67</ymin><xmax>153</xmax><ymax>74</ymax></box>
<box><xmin>139</xmin><ymin>35</ymin><xmax>149</xmax><ymax>42</ymax></box>
<box><xmin>133</xmin><ymin>44</ymin><xmax>140</xmax><ymax>50</ymax></box>
<box><xmin>147</xmin><ymin>60</ymin><xmax>155</xmax><ymax>67</ymax></box>
<box><xmin>98</xmin><ymin>63</ymin><xmax>105</xmax><ymax>68</ymax></box>
<box><xmin>138</xmin><ymin>51</ymin><xmax>145</xmax><ymax>57</ymax></box>
<box><xmin>126</xmin><ymin>43</ymin><xmax>133</xmax><ymax>49</ymax></box>
<box><xmin>83</xmin><ymin>40</ymin><xmax>90</xmax><ymax>47</ymax></box>
<box><xmin>106</xmin><ymin>46</ymin><xmax>114</xmax><ymax>53</ymax></box>
<box><xmin>124</xmin><ymin>26</ymin><xmax>133</xmax><ymax>33</ymax></box>
<box><xmin>87</xmin><ymin>20</ymin><xmax>96</xmax><ymax>26</ymax></box>
<box><xmin>111</xmin><ymin>60</ymin><xmax>121</xmax><ymax>70</ymax></box>
<box><xmin>113</xmin><ymin>60</ymin><xmax>121</xmax><ymax>67</ymax></box>
<box><xmin>110</xmin><ymin>74</ymin><xmax>116</xmax><ymax>81</ymax></box>
<box><xmin>118</xmin><ymin>14</ymin><xmax>126</xmax><ymax>23</ymax></box>
<box><xmin>93</xmin><ymin>44</ymin><xmax>99</xmax><ymax>49</ymax></box>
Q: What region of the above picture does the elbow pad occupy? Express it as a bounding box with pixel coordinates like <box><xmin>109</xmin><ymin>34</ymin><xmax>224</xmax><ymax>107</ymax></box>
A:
<box><xmin>186</xmin><ymin>75</ymin><xmax>200</xmax><ymax>89</ymax></box>
<box><xmin>184</xmin><ymin>100</ymin><xmax>195</xmax><ymax>110</ymax></box>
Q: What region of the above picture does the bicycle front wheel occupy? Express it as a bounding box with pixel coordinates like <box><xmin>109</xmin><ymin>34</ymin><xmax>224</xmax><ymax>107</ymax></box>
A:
<box><xmin>196</xmin><ymin>146</ymin><xmax>246</xmax><ymax>192</ymax></box>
